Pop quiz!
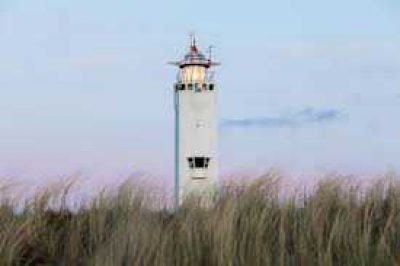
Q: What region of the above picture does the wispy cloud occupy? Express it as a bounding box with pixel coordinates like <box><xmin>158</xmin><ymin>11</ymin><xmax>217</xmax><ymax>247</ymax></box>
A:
<box><xmin>221</xmin><ymin>108</ymin><xmax>344</xmax><ymax>129</ymax></box>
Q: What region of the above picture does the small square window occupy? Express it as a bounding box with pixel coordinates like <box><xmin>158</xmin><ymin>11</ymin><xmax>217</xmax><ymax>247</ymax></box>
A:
<box><xmin>205</xmin><ymin>158</ymin><xmax>210</xmax><ymax>168</ymax></box>
<box><xmin>188</xmin><ymin>84</ymin><xmax>193</xmax><ymax>90</ymax></box>
<box><xmin>194</xmin><ymin>157</ymin><xmax>204</xmax><ymax>168</ymax></box>
<box><xmin>188</xmin><ymin>157</ymin><xmax>194</xmax><ymax>168</ymax></box>
<box><xmin>194</xmin><ymin>83</ymin><xmax>201</xmax><ymax>92</ymax></box>
<box><xmin>177</xmin><ymin>84</ymin><xmax>185</xmax><ymax>91</ymax></box>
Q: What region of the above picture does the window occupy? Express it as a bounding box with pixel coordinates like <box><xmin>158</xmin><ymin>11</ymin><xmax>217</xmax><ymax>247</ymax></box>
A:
<box><xmin>209</xmin><ymin>84</ymin><xmax>214</xmax><ymax>91</ymax></box>
<box><xmin>188</xmin><ymin>83</ymin><xmax>193</xmax><ymax>90</ymax></box>
<box><xmin>205</xmin><ymin>158</ymin><xmax>210</xmax><ymax>168</ymax></box>
<box><xmin>181</xmin><ymin>84</ymin><xmax>185</xmax><ymax>90</ymax></box>
<box><xmin>188</xmin><ymin>157</ymin><xmax>194</xmax><ymax>168</ymax></box>
<box><xmin>202</xmin><ymin>84</ymin><xmax>207</xmax><ymax>91</ymax></box>
<box><xmin>194</xmin><ymin>157</ymin><xmax>204</xmax><ymax>168</ymax></box>
<box><xmin>175</xmin><ymin>84</ymin><xmax>185</xmax><ymax>91</ymax></box>
<box><xmin>187</xmin><ymin>157</ymin><xmax>211</xmax><ymax>169</ymax></box>
<box><xmin>194</xmin><ymin>83</ymin><xmax>201</xmax><ymax>92</ymax></box>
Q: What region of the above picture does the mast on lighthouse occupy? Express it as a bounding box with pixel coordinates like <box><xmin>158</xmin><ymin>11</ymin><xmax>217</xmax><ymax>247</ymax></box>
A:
<box><xmin>170</xmin><ymin>36</ymin><xmax>220</xmax><ymax>206</ymax></box>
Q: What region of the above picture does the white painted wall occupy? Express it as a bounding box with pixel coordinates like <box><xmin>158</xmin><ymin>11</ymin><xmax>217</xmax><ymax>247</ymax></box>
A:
<box><xmin>175</xmin><ymin>80</ymin><xmax>218</xmax><ymax>203</ymax></box>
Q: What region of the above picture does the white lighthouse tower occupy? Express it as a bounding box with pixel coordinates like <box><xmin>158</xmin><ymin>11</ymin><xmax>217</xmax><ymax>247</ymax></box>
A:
<box><xmin>171</xmin><ymin>36</ymin><xmax>219</xmax><ymax>205</ymax></box>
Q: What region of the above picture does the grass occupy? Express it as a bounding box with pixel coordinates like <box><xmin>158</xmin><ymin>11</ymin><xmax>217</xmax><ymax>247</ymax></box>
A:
<box><xmin>0</xmin><ymin>174</ymin><xmax>400</xmax><ymax>265</ymax></box>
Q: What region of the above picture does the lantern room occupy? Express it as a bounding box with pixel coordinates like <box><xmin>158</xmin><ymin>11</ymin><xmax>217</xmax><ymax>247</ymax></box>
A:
<box><xmin>171</xmin><ymin>36</ymin><xmax>219</xmax><ymax>86</ymax></box>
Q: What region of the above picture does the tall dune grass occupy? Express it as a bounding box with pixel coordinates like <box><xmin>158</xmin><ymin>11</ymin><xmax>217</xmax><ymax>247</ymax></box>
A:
<box><xmin>0</xmin><ymin>174</ymin><xmax>400</xmax><ymax>265</ymax></box>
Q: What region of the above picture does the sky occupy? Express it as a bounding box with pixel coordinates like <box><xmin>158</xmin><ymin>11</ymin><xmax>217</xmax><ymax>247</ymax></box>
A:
<box><xmin>0</xmin><ymin>0</ymin><xmax>400</xmax><ymax>186</ymax></box>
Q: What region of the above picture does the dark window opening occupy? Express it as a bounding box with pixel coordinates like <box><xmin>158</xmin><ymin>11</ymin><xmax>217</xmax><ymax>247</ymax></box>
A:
<box><xmin>188</xmin><ymin>83</ymin><xmax>193</xmax><ymax>90</ymax></box>
<box><xmin>209</xmin><ymin>84</ymin><xmax>214</xmax><ymax>91</ymax></box>
<box><xmin>194</xmin><ymin>83</ymin><xmax>201</xmax><ymax>92</ymax></box>
<box><xmin>188</xmin><ymin>157</ymin><xmax>211</xmax><ymax>169</ymax></box>
<box><xmin>188</xmin><ymin>157</ymin><xmax>194</xmax><ymax>168</ymax></box>
<box><xmin>205</xmin><ymin>158</ymin><xmax>210</xmax><ymax>168</ymax></box>
<box><xmin>194</xmin><ymin>157</ymin><xmax>204</xmax><ymax>168</ymax></box>
<box><xmin>175</xmin><ymin>84</ymin><xmax>181</xmax><ymax>91</ymax></box>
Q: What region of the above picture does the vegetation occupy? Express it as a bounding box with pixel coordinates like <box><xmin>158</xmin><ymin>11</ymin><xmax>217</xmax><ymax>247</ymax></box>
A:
<box><xmin>1</xmin><ymin>174</ymin><xmax>400</xmax><ymax>265</ymax></box>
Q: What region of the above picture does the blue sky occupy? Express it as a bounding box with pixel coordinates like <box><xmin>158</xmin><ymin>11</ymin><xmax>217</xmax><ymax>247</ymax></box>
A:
<box><xmin>0</xmin><ymin>0</ymin><xmax>400</xmax><ymax>183</ymax></box>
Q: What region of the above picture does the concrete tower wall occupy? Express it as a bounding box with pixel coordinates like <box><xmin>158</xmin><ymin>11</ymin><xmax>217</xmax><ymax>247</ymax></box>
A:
<box><xmin>175</xmin><ymin>84</ymin><xmax>218</xmax><ymax>203</ymax></box>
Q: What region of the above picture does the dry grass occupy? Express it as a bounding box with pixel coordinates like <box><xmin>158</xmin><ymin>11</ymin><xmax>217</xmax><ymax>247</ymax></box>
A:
<box><xmin>0</xmin><ymin>174</ymin><xmax>400</xmax><ymax>265</ymax></box>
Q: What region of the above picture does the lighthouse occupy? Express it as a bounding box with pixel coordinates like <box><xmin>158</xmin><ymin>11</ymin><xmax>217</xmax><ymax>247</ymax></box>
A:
<box><xmin>171</xmin><ymin>36</ymin><xmax>219</xmax><ymax>205</ymax></box>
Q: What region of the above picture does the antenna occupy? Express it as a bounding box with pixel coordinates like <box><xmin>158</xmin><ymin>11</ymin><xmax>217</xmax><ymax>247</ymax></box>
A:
<box><xmin>208</xmin><ymin>45</ymin><xmax>215</xmax><ymax>61</ymax></box>
<box><xmin>189</xmin><ymin>32</ymin><xmax>196</xmax><ymax>48</ymax></box>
